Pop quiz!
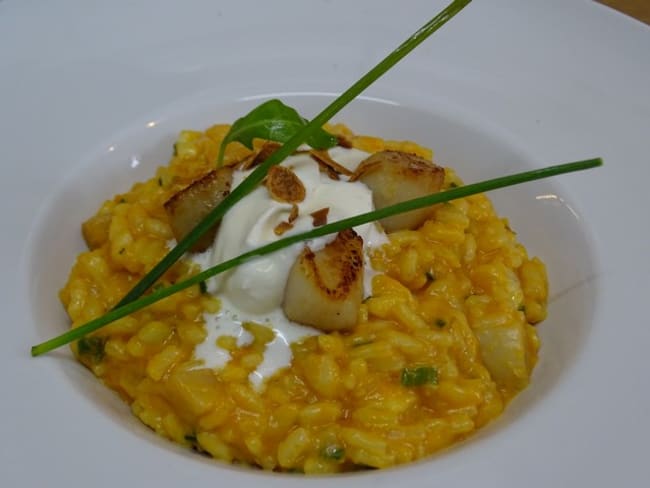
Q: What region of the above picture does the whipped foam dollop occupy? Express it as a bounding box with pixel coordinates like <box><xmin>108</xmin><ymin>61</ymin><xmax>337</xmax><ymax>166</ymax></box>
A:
<box><xmin>191</xmin><ymin>146</ymin><xmax>387</xmax><ymax>389</ymax></box>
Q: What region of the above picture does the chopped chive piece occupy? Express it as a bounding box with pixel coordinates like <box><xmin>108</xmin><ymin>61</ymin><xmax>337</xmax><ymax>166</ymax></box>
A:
<box><xmin>435</xmin><ymin>318</ymin><xmax>447</xmax><ymax>328</ymax></box>
<box><xmin>158</xmin><ymin>177</ymin><xmax>163</xmax><ymax>186</ymax></box>
<box><xmin>401</xmin><ymin>366</ymin><xmax>438</xmax><ymax>387</ymax></box>
<box><xmin>352</xmin><ymin>337</ymin><xmax>374</xmax><ymax>347</ymax></box>
<box><xmin>77</xmin><ymin>336</ymin><xmax>106</xmax><ymax>363</ymax></box>
<box><xmin>425</xmin><ymin>270</ymin><xmax>436</xmax><ymax>282</ymax></box>
<box><xmin>322</xmin><ymin>445</ymin><xmax>345</xmax><ymax>461</ymax></box>
<box><xmin>199</xmin><ymin>281</ymin><xmax>208</xmax><ymax>294</ymax></box>
<box><xmin>184</xmin><ymin>434</ymin><xmax>197</xmax><ymax>443</ymax></box>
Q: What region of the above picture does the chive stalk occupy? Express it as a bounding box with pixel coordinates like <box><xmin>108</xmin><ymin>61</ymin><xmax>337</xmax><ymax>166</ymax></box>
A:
<box><xmin>98</xmin><ymin>0</ymin><xmax>474</xmax><ymax>315</ymax></box>
<box><xmin>31</xmin><ymin>157</ymin><xmax>602</xmax><ymax>356</ymax></box>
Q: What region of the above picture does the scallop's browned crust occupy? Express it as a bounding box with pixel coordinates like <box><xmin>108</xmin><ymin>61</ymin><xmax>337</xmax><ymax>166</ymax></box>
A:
<box><xmin>351</xmin><ymin>150</ymin><xmax>445</xmax><ymax>232</ymax></box>
<box><xmin>283</xmin><ymin>229</ymin><xmax>364</xmax><ymax>331</ymax></box>
<box><xmin>164</xmin><ymin>167</ymin><xmax>233</xmax><ymax>252</ymax></box>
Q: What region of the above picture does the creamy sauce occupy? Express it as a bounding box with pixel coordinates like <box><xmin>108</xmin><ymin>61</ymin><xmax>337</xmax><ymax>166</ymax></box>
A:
<box><xmin>191</xmin><ymin>147</ymin><xmax>387</xmax><ymax>389</ymax></box>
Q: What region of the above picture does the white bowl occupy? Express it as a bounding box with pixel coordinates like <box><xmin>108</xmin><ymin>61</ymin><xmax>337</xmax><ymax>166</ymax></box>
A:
<box><xmin>2</xmin><ymin>1</ymin><xmax>649</xmax><ymax>486</ymax></box>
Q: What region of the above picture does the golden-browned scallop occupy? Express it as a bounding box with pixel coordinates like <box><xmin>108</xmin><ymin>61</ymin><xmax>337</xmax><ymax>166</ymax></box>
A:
<box><xmin>283</xmin><ymin>229</ymin><xmax>364</xmax><ymax>332</ymax></box>
<box><xmin>164</xmin><ymin>167</ymin><xmax>233</xmax><ymax>252</ymax></box>
<box><xmin>352</xmin><ymin>150</ymin><xmax>444</xmax><ymax>232</ymax></box>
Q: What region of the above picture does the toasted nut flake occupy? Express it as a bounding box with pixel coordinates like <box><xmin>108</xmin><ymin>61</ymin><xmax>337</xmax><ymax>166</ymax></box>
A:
<box><xmin>310</xmin><ymin>207</ymin><xmax>329</xmax><ymax>227</ymax></box>
<box><xmin>274</xmin><ymin>221</ymin><xmax>294</xmax><ymax>236</ymax></box>
<box><xmin>320</xmin><ymin>163</ymin><xmax>340</xmax><ymax>180</ymax></box>
<box><xmin>337</xmin><ymin>134</ymin><xmax>353</xmax><ymax>148</ymax></box>
<box><xmin>240</xmin><ymin>142</ymin><xmax>281</xmax><ymax>170</ymax></box>
<box><xmin>273</xmin><ymin>204</ymin><xmax>300</xmax><ymax>236</ymax></box>
<box><xmin>310</xmin><ymin>150</ymin><xmax>353</xmax><ymax>177</ymax></box>
<box><xmin>288</xmin><ymin>204</ymin><xmax>299</xmax><ymax>223</ymax></box>
<box><xmin>266</xmin><ymin>166</ymin><xmax>306</xmax><ymax>203</ymax></box>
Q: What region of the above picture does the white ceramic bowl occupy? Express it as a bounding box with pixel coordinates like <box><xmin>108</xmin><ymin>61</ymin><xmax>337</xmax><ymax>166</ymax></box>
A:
<box><xmin>2</xmin><ymin>1</ymin><xmax>649</xmax><ymax>486</ymax></box>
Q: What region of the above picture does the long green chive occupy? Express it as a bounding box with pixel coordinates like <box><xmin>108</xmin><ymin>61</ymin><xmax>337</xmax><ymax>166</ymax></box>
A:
<box><xmin>30</xmin><ymin>157</ymin><xmax>601</xmax><ymax>356</ymax></box>
<box><xmin>91</xmin><ymin>0</ymin><xmax>474</xmax><ymax>318</ymax></box>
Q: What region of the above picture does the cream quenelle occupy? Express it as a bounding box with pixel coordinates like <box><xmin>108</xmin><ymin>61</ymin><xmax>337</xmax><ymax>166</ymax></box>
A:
<box><xmin>191</xmin><ymin>146</ymin><xmax>387</xmax><ymax>389</ymax></box>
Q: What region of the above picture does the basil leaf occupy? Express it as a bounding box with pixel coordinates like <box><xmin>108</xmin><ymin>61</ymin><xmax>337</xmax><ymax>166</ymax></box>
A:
<box><xmin>216</xmin><ymin>99</ymin><xmax>337</xmax><ymax>165</ymax></box>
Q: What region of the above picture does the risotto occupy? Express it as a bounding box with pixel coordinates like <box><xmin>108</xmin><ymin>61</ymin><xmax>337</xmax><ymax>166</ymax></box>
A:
<box><xmin>60</xmin><ymin>122</ymin><xmax>548</xmax><ymax>473</ymax></box>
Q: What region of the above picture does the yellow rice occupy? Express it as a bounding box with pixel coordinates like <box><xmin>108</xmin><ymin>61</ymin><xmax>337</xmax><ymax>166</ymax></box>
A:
<box><xmin>60</xmin><ymin>123</ymin><xmax>548</xmax><ymax>473</ymax></box>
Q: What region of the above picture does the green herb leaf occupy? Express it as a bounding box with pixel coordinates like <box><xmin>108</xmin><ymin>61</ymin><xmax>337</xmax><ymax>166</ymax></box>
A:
<box><xmin>77</xmin><ymin>336</ymin><xmax>106</xmax><ymax>363</ymax></box>
<box><xmin>30</xmin><ymin>157</ymin><xmax>602</xmax><ymax>356</ymax></box>
<box><xmin>216</xmin><ymin>99</ymin><xmax>337</xmax><ymax>166</ymax></box>
<box><xmin>322</xmin><ymin>445</ymin><xmax>345</xmax><ymax>461</ymax></box>
<box><xmin>401</xmin><ymin>366</ymin><xmax>438</xmax><ymax>387</ymax></box>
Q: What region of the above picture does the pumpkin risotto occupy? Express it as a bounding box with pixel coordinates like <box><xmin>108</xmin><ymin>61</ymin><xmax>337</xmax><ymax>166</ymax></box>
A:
<box><xmin>61</xmin><ymin>123</ymin><xmax>548</xmax><ymax>473</ymax></box>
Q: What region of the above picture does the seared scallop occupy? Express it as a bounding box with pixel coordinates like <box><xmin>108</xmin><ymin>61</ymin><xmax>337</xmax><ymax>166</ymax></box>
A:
<box><xmin>283</xmin><ymin>229</ymin><xmax>364</xmax><ymax>332</ymax></box>
<box><xmin>352</xmin><ymin>150</ymin><xmax>444</xmax><ymax>232</ymax></box>
<box><xmin>164</xmin><ymin>167</ymin><xmax>233</xmax><ymax>252</ymax></box>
